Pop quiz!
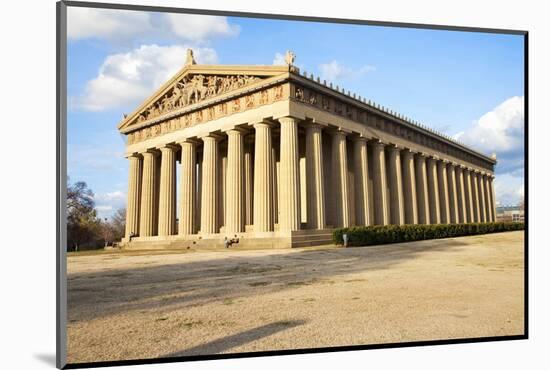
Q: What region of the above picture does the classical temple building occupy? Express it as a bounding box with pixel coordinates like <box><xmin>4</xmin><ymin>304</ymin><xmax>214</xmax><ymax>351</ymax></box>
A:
<box><xmin>118</xmin><ymin>50</ymin><xmax>497</xmax><ymax>249</ymax></box>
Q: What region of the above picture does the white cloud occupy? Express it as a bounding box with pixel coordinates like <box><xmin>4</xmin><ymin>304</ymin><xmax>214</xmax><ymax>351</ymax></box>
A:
<box><xmin>72</xmin><ymin>44</ymin><xmax>218</xmax><ymax>111</ymax></box>
<box><xmin>96</xmin><ymin>205</ymin><xmax>114</xmax><ymax>212</ymax></box>
<box><xmin>95</xmin><ymin>191</ymin><xmax>126</xmax><ymax>203</ymax></box>
<box><xmin>68</xmin><ymin>7</ymin><xmax>153</xmax><ymax>41</ymax></box>
<box><xmin>493</xmin><ymin>172</ymin><xmax>524</xmax><ymax>206</ymax></box>
<box><xmin>273</xmin><ymin>52</ymin><xmax>286</xmax><ymax>65</ymax></box>
<box><xmin>67</xmin><ymin>8</ymin><xmax>239</xmax><ymax>44</ymax></box>
<box><xmin>455</xmin><ymin>96</ymin><xmax>524</xmax><ymax>154</ymax></box>
<box><xmin>319</xmin><ymin>60</ymin><xmax>375</xmax><ymax>81</ymax></box>
<box><xmin>454</xmin><ymin>96</ymin><xmax>525</xmax><ymax>206</ymax></box>
<box><xmin>454</xmin><ymin>96</ymin><xmax>524</xmax><ymax>177</ymax></box>
<box><xmin>166</xmin><ymin>13</ymin><xmax>240</xmax><ymax>43</ymax></box>
<box><xmin>94</xmin><ymin>191</ymin><xmax>127</xmax><ymax>219</ymax></box>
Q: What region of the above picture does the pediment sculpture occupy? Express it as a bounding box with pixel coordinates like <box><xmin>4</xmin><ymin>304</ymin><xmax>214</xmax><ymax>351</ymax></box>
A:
<box><xmin>135</xmin><ymin>74</ymin><xmax>263</xmax><ymax>124</ymax></box>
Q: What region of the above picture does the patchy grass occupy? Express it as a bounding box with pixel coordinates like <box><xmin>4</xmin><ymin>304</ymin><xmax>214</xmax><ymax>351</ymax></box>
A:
<box><xmin>222</xmin><ymin>298</ymin><xmax>235</xmax><ymax>305</ymax></box>
<box><xmin>248</xmin><ymin>281</ymin><xmax>271</xmax><ymax>287</ymax></box>
<box><xmin>178</xmin><ymin>320</ymin><xmax>204</xmax><ymax>330</ymax></box>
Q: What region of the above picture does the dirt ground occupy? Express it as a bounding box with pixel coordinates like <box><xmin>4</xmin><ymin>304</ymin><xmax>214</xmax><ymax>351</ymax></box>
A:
<box><xmin>66</xmin><ymin>231</ymin><xmax>525</xmax><ymax>364</ymax></box>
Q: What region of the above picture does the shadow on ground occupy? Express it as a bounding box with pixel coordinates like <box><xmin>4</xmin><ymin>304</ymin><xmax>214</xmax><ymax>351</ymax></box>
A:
<box><xmin>163</xmin><ymin>320</ymin><xmax>306</xmax><ymax>357</ymax></box>
<box><xmin>67</xmin><ymin>237</ymin><xmax>475</xmax><ymax>323</ymax></box>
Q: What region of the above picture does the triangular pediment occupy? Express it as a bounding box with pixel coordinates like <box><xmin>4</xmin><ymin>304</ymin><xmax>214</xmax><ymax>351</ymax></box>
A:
<box><xmin>118</xmin><ymin>64</ymin><xmax>291</xmax><ymax>131</ymax></box>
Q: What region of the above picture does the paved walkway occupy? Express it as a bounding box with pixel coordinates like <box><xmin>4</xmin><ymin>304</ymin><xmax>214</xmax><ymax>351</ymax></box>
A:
<box><xmin>67</xmin><ymin>231</ymin><xmax>525</xmax><ymax>363</ymax></box>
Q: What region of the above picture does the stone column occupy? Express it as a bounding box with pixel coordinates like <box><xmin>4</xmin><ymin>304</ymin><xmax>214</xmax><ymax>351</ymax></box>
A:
<box><xmin>305</xmin><ymin>124</ymin><xmax>326</xmax><ymax>229</ymax></box>
<box><xmin>278</xmin><ymin>117</ymin><xmax>301</xmax><ymax>231</ymax></box>
<box><xmin>196</xmin><ymin>152</ymin><xmax>202</xmax><ymax>231</ymax></box>
<box><xmin>471</xmin><ymin>170</ymin><xmax>480</xmax><ymax>222</ymax></box>
<box><xmin>244</xmin><ymin>140</ymin><xmax>254</xmax><ymax>226</ymax></box>
<box><xmin>427</xmin><ymin>157</ymin><xmax>441</xmax><ymax>224</ymax></box>
<box><xmin>464</xmin><ymin>169</ymin><xmax>474</xmax><ymax>223</ymax></box>
<box><xmin>158</xmin><ymin>145</ymin><xmax>177</xmax><ymax>236</ymax></box>
<box><xmin>125</xmin><ymin>154</ymin><xmax>142</xmax><ymax>238</ymax></box>
<box><xmin>200</xmin><ymin>135</ymin><xmax>219</xmax><ymax>234</ymax></box>
<box><xmin>446</xmin><ymin>163</ymin><xmax>459</xmax><ymax>223</ymax></box>
<box><xmin>225</xmin><ymin>129</ymin><xmax>245</xmax><ymax>233</ymax></box>
<box><xmin>489</xmin><ymin>175</ymin><xmax>497</xmax><ymax>222</ymax></box>
<box><xmin>455</xmin><ymin>166</ymin><xmax>467</xmax><ymax>223</ymax></box>
<box><xmin>352</xmin><ymin>137</ymin><xmax>370</xmax><ymax>226</ymax></box>
<box><xmin>253</xmin><ymin>122</ymin><xmax>274</xmax><ymax>232</ymax></box>
<box><xmin>179</xmin><ymin>140</ymin><xmax>196</xmax><ymax>235</ymax></box>
<box><xmin>415</xmin><ymin>153</ymin><xmax>430</xmax><ymax>224</ymax></box>
<box><xmin>478</xmin><ymin>172</ymin><xmax>487</xmax><ymax>222</ymax></box>
<box><xmin>218</xmin><ymin>148</ymin><xmax>227</xmax><ymax>230</ymax></box>
<box><xmin>332</xmin><ymin>131</ymin><xmax>351</xmax><ymax>227</ymax></box>
<box><xmin>483</xmin><ymin>174</ymin><xmax>493</xmax><ymax>222</ymax></box>
<box><xmin>371</xmin><ymin>140</ymin><xmax>389</xmax><ymax>225</ymax></box>
<box><xmin>402</xmin><ymin>149</ymin><xmax>418</xmax><ymax>224</ymax></box>
<box><xmin>388</xmin><ymin>145</ymin><xmax>405</xmax><ymax>225</ymax></box>
<box><xmin>437</xmin><ymin>160</ymin><xmax>450</xmax><ymax>224</ymax></box>
<box><xmin>139</xmin><ymin>151</ymin><xmax>159</xmax><ymax>236</ymax></box>
<box><xmin>272</xmin><ymin>146</ymin><xmax>279</xmax><ymax>225</ymax></box>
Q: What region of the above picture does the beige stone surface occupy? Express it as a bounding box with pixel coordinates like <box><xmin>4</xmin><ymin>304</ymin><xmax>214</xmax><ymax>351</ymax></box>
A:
<box><xmin>331</xmin><ymin>131</ymin><xmax>351</xmax><ymax>227</ymax></box>
<box><xmin>178</xmin><ymin>141</ymin><xmax>196</xmax><ymax>235</ymax></box>
<box><xmin>306</xmin><ymin>124</ymin><xmax>326</xmax><ymax>229</ymax></box>
<box><xmin>253</xmin><ymin>122</ymin><xmax>274</xmax><ymax>232</ymax></box>
<box><xmin>67</xmin><ymin>231</ymin><xmax>524</xmax><ymax>363</ymax></box>
<box><xmin>118</xmin><ymin>55</ymin><xmax>499</xmax><ymax>249</ymax></box>
<box><xmin>125</xmin><ymin>155</ymin><xmax>142</xmax><ymax>238</ymax></box>
<box><xmin>279</xmin><ymin>117</ymin><xmax>301</xmax><ymax>231</ymax></box>
<box><xmin>371</xmin><ymin>141</ymin><xmax>388</xmax><ymax>225</ymax></box>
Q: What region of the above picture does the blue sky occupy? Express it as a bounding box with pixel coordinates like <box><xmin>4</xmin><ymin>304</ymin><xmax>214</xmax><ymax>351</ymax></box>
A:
<box><xmin>67</xmin><ymin>7</ymin><xmax>525</xmax><ymax>219</ymax></box>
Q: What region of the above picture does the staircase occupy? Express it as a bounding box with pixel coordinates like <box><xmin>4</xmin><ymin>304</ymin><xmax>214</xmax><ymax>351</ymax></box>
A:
<box><xmin>291</xmin><ymin>229</ymin><xmax>335</xmax><ymax>248</ymax></box>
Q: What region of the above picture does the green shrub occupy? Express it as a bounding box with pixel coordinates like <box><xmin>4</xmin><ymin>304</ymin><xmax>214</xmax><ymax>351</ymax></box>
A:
<box><xmin>333</xmin><ymin>222</ymin><xmax>524</xmax><ymax>246</ymax></box>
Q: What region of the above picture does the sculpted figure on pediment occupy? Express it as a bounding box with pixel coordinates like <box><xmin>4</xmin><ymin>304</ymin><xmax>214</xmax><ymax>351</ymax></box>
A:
<box><xmin>128</xmin><ymin>73</ymin><xmax>263</xmax><ymax>128</ymax></box>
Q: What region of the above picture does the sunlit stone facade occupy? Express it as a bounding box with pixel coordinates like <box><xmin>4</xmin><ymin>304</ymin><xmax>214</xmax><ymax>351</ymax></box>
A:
<box><xmin>119</xmin><ymin>50</ymin><xmax>497</xmax><ymax>249</ymax></box>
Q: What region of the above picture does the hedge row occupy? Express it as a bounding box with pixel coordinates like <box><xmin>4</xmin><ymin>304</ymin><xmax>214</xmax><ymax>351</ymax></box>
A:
<box><xmin>333</xmin><ymin>222</ymin><xmax>524</xmax><ymax>247</ymax></box>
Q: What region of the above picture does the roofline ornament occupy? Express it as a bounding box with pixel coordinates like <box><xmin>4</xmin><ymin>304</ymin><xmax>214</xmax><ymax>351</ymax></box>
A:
<box><xmin>285</xmin><ymin>50</ymin><xmax>296</xmax><ymax>66</ymax></box>
<box><xmin>185</xmin><ymin>49</ymin><xmax>197</xmax><ymax>66</ymax></box>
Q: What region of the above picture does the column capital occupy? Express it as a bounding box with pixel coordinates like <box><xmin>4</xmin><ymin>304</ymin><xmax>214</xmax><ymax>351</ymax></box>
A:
<box><xmin>176</xmin><ymin>137</ymin><xmax>201</xmax><ymax>146</ymax></box>
<box><xmin>140</xmin><ymin>149</ymin><xmax>160</xmax><ymax>157</ymax></box>
<box><xmin>223</xmin><ymin>126</ymin><xmax>249</xmax><ymax>135</ymax></box>
<box><xmin>387</xmin><ymin>143</ymin><xmax>402</xmax><ymax>152</ymax></box>
<box><xmin>252</xmin><ymin>120</ymin><xmax>275</xmax><ymax>129</ymax></box>
<box><xmin>369</xmin><ymin>139</ymin><xmax>386</xmax><ymax>148</ymax></box>
<box><xmin>158</xmin><ymin>143</ymin><xmax>179</xmax><ymax>152</ymax></box>
<box><xmin>278</xmin><ymin>116</ymin><xmax>301</xmax><ymax>125</ymax></box>
<box><xmin>350</xmin><ymin>135</ymin><xmax>370</xmax><ymax>142</ymax></box>
<box><xmin>199</xmin><ymin>133</ymin><xmax>224</xmax><ymax>141</ymax></box>
<box><xmin>302</xmin><ymin>121</ymin><xmax>324</xmax><ymax>131</ymax></box>
<box><xmin>327</xmin><ymin>127</ymin><xmax>350</xmax><ymax>137</ymax></box>
<box><xmin>125</xmin><ymin>152</ymin><xmax>142</xmax><ymax>160</ymax></box>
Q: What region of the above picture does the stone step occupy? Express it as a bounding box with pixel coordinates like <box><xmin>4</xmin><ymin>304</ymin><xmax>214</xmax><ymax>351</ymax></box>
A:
<box><xmin>291</xmin><ymin>229</ymin><xmax>335</xmax><ymax>236</ymax></box>
<box><xmin>291</xmin><ymin>239</ymin><xmax>335</xmax><ymax>248</ymax></box>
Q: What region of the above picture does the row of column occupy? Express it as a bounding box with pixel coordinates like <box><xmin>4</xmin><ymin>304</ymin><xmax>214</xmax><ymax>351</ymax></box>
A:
<box><xmin>125</xmin><ymin>117</ymin><xmax>497</xmax><ymax>238</ymax></box>
<box><xmin>125</xmin><ymin>117</ymin><xmax>303</xmax><ymax>237</ymax></box>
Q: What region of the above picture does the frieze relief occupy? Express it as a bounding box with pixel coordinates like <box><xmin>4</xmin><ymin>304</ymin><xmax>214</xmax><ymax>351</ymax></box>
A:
<box><xmin>291</xmin><ymin>83</ymin><xmax>494</xmax><ymax>171</ymax></box>
<box><xmin>127</xmin><ymin>84</ymin><xmax>286</xmax><ymax>145</ymax></box>
<box><xmin>132</xmin><ymin>74</ymin><xmax>263</xmax><ymax>126</ymax></box>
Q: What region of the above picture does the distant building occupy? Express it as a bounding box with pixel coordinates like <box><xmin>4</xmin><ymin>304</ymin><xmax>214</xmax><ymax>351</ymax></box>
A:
<box><xmin>495</xmin><ymin>206</ymin><xmax>524</xmax><ymax>222</ymax></box>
